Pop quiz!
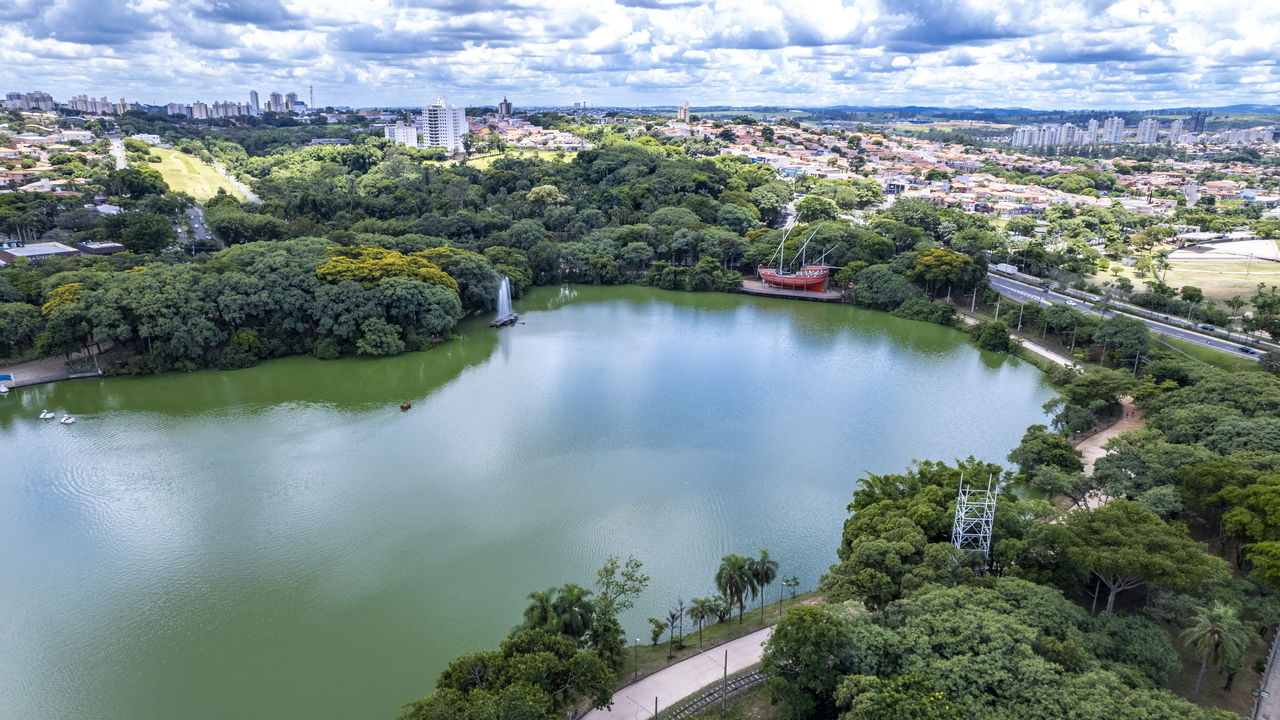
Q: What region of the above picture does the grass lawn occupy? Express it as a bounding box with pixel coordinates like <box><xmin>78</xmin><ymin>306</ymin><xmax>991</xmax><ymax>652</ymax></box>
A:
<box><xmin>616</xmin><ymin>591</ymin><xmax>823</xmax><ymax>689</ymax></box>
<box><xmin>1115</xmin><ymin>260</ymin><xmax>1280</xmax><ymax>305</ymax></box>
<box><xmin>145</xmin><ymin>147</ymin><xmax>243</xmax><ymax>200</ymax></box>
<box><xmin>1154</xmin><ymin>335</ymin><xmax>1260</xmax><ymax>372</ymax></box>
<box><xmin>459</xmin><ymin>149</ymin><xmax>578</xmax><ymax>170</ymax></box>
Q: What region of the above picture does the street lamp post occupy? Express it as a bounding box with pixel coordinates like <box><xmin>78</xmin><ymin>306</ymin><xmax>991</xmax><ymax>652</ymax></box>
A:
<box><xmin>634</xmin><ymin>638</ymin><xmax>640</xmax><ymax>683</ymax></box>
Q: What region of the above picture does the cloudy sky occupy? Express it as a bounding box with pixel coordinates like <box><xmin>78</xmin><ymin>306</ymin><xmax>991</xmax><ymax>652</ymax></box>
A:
<box><xmin>1</xmin><ymin>0</ymin><xmax>1276</xmax><ymax>110</ymax></box>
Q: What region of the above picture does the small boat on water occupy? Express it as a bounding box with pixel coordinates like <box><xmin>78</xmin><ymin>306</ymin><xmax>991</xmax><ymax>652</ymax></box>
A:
<box><xmin>39</xmin><ymin>410</ymin><xmax>55</xmax><ymax>419</ymax></box>
<box><xmin>400</xmin><ymin>401</ymin><xmax>412</xmax><ymax>411</ymax></box>
<box><xmin>0</xmin><ymin>384</ymin><xmax>9</xmax><ymax>394</ymax></box>
<box><xmin>59</xmin><ymin>416</ymin><xmax>76</xmax><ymax>424</ymax></box>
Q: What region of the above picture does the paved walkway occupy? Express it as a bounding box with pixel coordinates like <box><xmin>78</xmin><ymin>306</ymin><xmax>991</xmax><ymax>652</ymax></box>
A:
<box><xmin>0</xmin><ymin>356</ymin><xmax>72</xmax><ymax>387</ymax></box>
<box><xmin>1076</xmin><ymin>396</ymin><xmax>1143</xmax><ymax>476</ymax></box>
<box><xmin>582</xmin><ymin>627</ymin><xmax>774</xmax><ymax>720</ymax></box>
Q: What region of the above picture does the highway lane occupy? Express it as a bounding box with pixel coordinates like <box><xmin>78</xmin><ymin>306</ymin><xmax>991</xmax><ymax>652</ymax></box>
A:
<box><xmin>986</xmin><ymin>274</ymin><xmax>1263</xmax><ymax>362</ymax></box>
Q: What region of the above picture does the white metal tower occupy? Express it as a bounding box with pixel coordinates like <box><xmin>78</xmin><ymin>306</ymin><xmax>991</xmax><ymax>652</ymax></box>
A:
<box><xmin>951</xmin><ymin>474</ymin><xmax>996</xmax><ymax>557</ymax></box>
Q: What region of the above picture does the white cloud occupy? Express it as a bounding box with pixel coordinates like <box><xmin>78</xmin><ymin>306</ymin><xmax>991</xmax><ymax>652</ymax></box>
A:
<box><xmin>0</xmin><ymin>0</ymin><xmax>1276</xmax><ymax>108</ymax></box>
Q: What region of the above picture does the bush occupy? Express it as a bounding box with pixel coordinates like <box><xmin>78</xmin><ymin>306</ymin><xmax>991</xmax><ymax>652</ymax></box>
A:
<box><xmin>312</xmin><ymin>337</ymin><xmax>341</xmax><ymax>360</ymax></box>
<box><xmin>973</xmin><ymin>320</ymin><xmax>1013</xmax><ymax>352</ymax></box>
<box><xmin>891</xmin><ymin>298</ymin><xmax>956</xmax><ymax>326</ymax></box>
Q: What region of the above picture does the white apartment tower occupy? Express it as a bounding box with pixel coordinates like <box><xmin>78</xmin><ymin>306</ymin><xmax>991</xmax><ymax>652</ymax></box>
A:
<box><xmin>1136</xmin><ymin>118</ymin><xmax>1158</xmax><ymax>144</ymax></box>
<box><xmin>250</xmin><ymin>90</ymin><xmax>260</xmax><ymax>115</ymax></box>
<box><xmin>677</xmin><ymin>102</ymin><xmax>690</xmax><ymax>122</ymax></box>
<box><xmin>1102</xmin><ymin>116</ymin><xmax>1125</xmax><ymax>143</ymax></box>
<box><xmin>384</xmin><ymin>121</ymin><xmax>419</xmax><ymax>148</ymax></box>
<box><xmin>1169</xmin><ymin>119</ymin><xmax>1183</xmax><ymax>144</ymax></box>
<box><xmin>417</xmin><ymin>97</ymin><xmax>468</xmax><ymax>155</ymax></box>
<box><xmin>268</xmin><ymin>92</ymin><xmax>283</xmax><ymax>112</ymax></box>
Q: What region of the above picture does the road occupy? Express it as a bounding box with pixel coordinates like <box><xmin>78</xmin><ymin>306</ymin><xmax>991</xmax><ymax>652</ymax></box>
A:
<box><xmin>582</xmin><ymin>627</ymin><xmax>773</xmax><ymax>720</ymax></box>
<box><xmin>986</xmin><ymin>273</ymin><xmax>1264</xmax><ymax>361</ymax></box>
<box><xmin>212</xmin><ymin>161</ymin><xmax>261</xmax><ymax>203</ymax></box>
<box><xmin>108</xmin><ymin>137</ymin><xmax>126</xmax><ymax>169</ymax></box>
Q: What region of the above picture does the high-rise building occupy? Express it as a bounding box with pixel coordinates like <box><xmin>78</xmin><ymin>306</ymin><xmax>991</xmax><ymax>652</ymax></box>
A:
<box><xmin>417</xmin><ymin>97</ymin><xmax>468</xmax><ymax>155</ymax></box>
<box><xmin>676</xmin><ymin>102</ymin><xmax>690</xmax><ymax>122</ymax></box>
<box><xmin>191</xmin><ymin>102</ymin><xmax>209</xmax><ymax>120</ymax></box>
<box><xmin>1102</xmin><ymin>116</ymin><xmax>1125</xmax><ymax>143</ymax></box>
<box><xmin>1168</xmin><ymin>119</ymin><xmax>1183</xmax><ymax>144</ymax></box>
<box><xmin>165</xmin><ymin>102</ymin><xmax>186</xmax><ymax>116</ymax></box>
<box><xmin>1086</xmin><ymin>118</ymin><xmax>1099</xmax><ymax>140</ymax></box>
<box><xmin>383</xmin><ymin>121</ymin><xmax>418</xmax><ymax>148</ymax></box>
<box><xmin>1190</xmin><ymin>110</ymin><xmax>1209</xmax><ymax>134</ymax></box>
<box><xmin>268</xmin><ymin>92</ymin><xmax>283</xmax><ymax>113</ymax></box>
<box><xmin>498</xmin><ymin>96</ymin><xmax>513</xmax><ymax>116</ymax></box>
<box><xmin>250</xmin><ymin>90</ymin><xmax>260</xmax><ymax>115</ymax></box>
<box><xmin>1136</xmin><ymin>118</ymin><xmax>1158</xmax><ymax>144</ymax></box>
<box><xmin>285</xmin><ymin>92</ymin><xmax>298</xmax><ymax>113</ymax></box>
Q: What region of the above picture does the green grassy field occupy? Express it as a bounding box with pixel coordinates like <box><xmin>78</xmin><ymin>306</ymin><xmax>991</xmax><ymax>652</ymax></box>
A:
<box><xmin>145</xmin><ymin>147</ymin><xmax>243</xmax><ymax>200</ymax></box>
<box><xmin>1155</xmin><ymin>335</ymin><xmax>1260</xmax><ymax>372</ymax></box>
<box><xmin>1115</xmin><ymin>260</ymin><xmax>1280</xmax><ymax>305</ymax></box>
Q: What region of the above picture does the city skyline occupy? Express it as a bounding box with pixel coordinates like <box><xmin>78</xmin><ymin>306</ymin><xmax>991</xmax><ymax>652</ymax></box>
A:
<box><xmin>0</xmin><ymin>0</ymin><xmax>1276</xmax><ymax>109</ymax></box>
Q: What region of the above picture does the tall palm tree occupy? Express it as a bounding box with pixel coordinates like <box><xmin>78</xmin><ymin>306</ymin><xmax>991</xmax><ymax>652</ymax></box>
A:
<box><xmin>687</xmin><ymin>597</ymin><xmax>716</xmax><ymax>648</ymax></box>
<box><xmin>749</xmin><ymin>549</ymin><xmax>779</xmax><ymax>622</ymax></box>
<box><xmin>715</xmin><ymin>554</ymin><xmax>756</xmax><ymax>624</ymax></box>
<box><xmin>1182</xmin><ymin>602</ymin><xmax>1249</xmax><ymax>701</ymax></box>
<box><xmin>522</xmin><ymin>587</ymin><xmax>558</xmax><ymax>633</ymax></box>
<box><xmin>551</xmin><ymin>584</ymin><xmax>596</xmax><ymax>644</ymax></box>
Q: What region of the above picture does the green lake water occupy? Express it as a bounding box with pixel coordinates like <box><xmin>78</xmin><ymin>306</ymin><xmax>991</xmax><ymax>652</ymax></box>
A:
<box><xmin>0</xmin><ymin>285</ymin><xmax>1054</xmax><ymax>720</ymax></box>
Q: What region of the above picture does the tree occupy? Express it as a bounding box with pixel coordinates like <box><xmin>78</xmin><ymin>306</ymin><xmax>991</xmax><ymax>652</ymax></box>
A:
<box><xmin>687</xmin><ymin>598</ymin><xmax>716</xmax><ymax>648</ymax></box>
<box><xmin>851</xmin><ymin>264</ymin><xmax>913</xmax><ymax>310</ymax></box>
<box><xmin>715</xmin><ymin>554</ymin><xmax>757</xmax><ymax>623</ymax></box>
<box><xmin>1181</xmin><ymin>603</ymin><xmax>1248</xmax><ymax>701</ymax></box>
<box><xmin>119</xmin><ymin>213</ymin><xmax>177</xmax><ymax>253</ymax></box>
<box><xmin>750</xmin><ymin>548</ymin><xmax>779</xmax><ymax>622</ymax></box>
<box><xmin>0</xmin><ymin>302</ymin><xmax>42</xmax><ymax>356</ymax></box>
<box><xmin>907</xmin><ymin>248</ymin><xmax>973</xmax><ymax>298</ymax></box>
<box><xmin>1007</xmin><ymin>424</ymin><xmax>1084</xmax><ymax>477</ymax></box>
<box><xmin>1063</xmin><ymin>501</ymin><xmax>1229</xmax><ymax>613</ymax></box>
<box><xmin>1093</xmin><ymin>315</ymin><xmax>1149</xmax><ymax>364</ymax></box>
<box><xmin>355</xmin><ymin>317</ymin><xmax>405</xmax><ymax>356</ymax></box>
<box><xmin>836</xmin><ymin>674</ymin><xmax>968</xmax><ymax>720</ymax></box>
<box><xmin>761</xmin><ymin>604</ymin><xmax>858</xmax><ymax>719</ymax></box>
<box><xmin>796</xmin><ymin>195</ymin><xmax>839</xmax><ymax>223</ymax></box>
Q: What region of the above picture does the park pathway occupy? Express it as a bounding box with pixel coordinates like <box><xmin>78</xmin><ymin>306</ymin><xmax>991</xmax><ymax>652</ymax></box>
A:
<box><xmin>1076</xmin><ymin>396</ymin><xmax>1143</xmax><ymax>476</ymax></box>
<box><xmin>581</xmin><ymin>626</ymin><xmax>774</xmax><ymax>720</ymax></box>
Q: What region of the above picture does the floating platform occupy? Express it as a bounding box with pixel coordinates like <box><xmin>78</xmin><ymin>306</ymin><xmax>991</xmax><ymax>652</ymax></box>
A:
<box><xmin>490</xmin><ymin>313</ymin><xmax>519</xmax><ymax>328</ymax></box>
<box><xmin>740</xmin><ymin>279</ymin><xmax>844</xmax><ymax>303</ymax></box>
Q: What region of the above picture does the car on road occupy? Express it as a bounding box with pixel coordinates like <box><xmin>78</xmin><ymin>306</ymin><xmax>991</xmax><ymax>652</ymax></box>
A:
<box><xmin>1239</xmin><ymin>346</ymin><xmax>1259</xmax><ymax>355</ymax></box>
<box><xmin>1197</xmin><ymin>324</ymin><xmax>1214</xmax><ymax>331</ymax></box>
<box><xmin>1064</xmin><ymin>299</ymin><xmax>1078</xmax><ymax>306</ymax></box>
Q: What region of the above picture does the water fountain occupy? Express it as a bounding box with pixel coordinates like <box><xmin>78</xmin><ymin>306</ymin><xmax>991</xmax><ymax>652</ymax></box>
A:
<box><xmin>490</xmin><ymin>276</ymin><xmax>518</xmax><ymax>327</ymax></box>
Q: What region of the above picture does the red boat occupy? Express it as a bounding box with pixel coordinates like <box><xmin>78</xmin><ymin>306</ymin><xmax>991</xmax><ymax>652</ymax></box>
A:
<box><xmin>756</xmin><ymin>224</ymin><xmax>835</xmax><ymax>292</ymax></box>
<box><xmin>757</xmin><ymin>265</ymin><xmax>831</xmax><ymax>291</ymax></box>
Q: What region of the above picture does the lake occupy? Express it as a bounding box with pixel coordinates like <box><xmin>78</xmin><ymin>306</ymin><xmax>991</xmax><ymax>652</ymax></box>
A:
<box><xmin>0</xmin><ymin>285</ymin><xmax>1054</xmax><ymax>720</ymax></box>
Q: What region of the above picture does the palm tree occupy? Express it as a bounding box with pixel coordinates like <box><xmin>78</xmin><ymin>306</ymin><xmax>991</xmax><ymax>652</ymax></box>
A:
<box><xmin>523</xmin><ymin>587</ymin><xmax>558</xmax><ymax>632</ymax></box>
<box><xmin>687</xmin><ymin>597</ymin><xmax>716</xmax><ymax>648</ymax></box>
<box><xmin>1182</xmin><ymin>603</ymin><xmax>1249</xmax><ymax>701</ymax></box>
<box><xmin>715</xmin><ymin>554</ymin><xmax>756</xmax><ymax>624</ymax></box>
<box><xmin>665</xmin><ymin>607</ymin><xmax>681</xmax><ymax>658</ymax></box>
<box><xmin>749</xmin><ymin>549</ymin><xmax>779</xmax><ymax>622</ymax></box>
<box><xmin>551</xmin><ymin>584</ymin><xmax>596</xmax><ymax>644</ymax></box>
